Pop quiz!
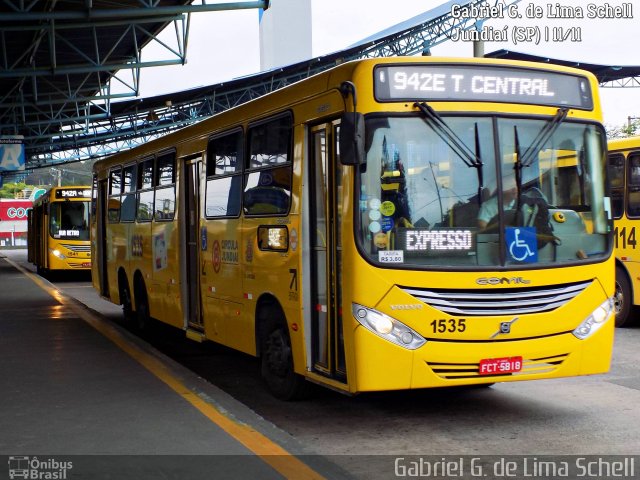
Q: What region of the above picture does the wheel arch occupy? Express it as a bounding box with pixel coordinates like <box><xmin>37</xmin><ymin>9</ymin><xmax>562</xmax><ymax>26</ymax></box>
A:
<box><xmin>615</xmin><ymin>258</ymin><xmax>634</xmax><ymax>302</ymax></box>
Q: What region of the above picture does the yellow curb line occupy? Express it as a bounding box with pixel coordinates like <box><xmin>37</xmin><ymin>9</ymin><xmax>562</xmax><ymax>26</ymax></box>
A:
<box><xmin>5</xmin><ymin>256</ymin><xmax>326</xmax><ymax>480</ymax></box>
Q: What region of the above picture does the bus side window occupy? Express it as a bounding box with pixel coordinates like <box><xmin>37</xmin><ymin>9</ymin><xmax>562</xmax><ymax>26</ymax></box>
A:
<box><xmin>627</xmin><ymin>153</ymin><xmax>640</xmax><ymax>218</ymax></box>
<box><xmin>108</xmin><ymin>167</ymin><xmax>122</xmax><ymax>222</ymax></box>
<box><xmin>120</xmin><ymin>163</ymin><xmax>137</xmax><ymax>222</ymax></box>
<box><xmin>205</xmin><ymin>129</ymin><xmax>243</xmax><ymax>218</ymax></box>
<box><xmin>137</xmin><ymin>158</ymin><xmax>154</xmax><ymax>222</ymax></box>
<box><xmin>608</xmin><ymin>153</ymin><xmax>625</xmax><ymax>219</ymax></box>
<box><xmin>244</xmin><ymin>114</ymin><xmax>292</xmax><ymax>216</ymax></box>
<box><xmin>155</xmin><ymin>151</ymin><xmax>176</xmax><ymax>221</ymax></box>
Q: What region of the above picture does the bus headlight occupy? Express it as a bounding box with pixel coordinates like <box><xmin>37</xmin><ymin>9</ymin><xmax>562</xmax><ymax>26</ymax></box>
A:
<box><xmin>51</xmin><ymin>249</ymin><xmax>67</xmax><ymax>259</ymax></box>
<box><xmin>572</xmin><ymin>298</ymin><xmax>613</xmax><ymax>340</ymax></box>
<box><xmin>352</xmin><ymin>303</ymin><xmax>426</xmax><ymax>350</ymax></box>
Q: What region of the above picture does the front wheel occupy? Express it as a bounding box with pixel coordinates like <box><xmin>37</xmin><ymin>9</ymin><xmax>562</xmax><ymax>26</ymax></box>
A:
<box><xmin>260</xmin><ymin>319</ymin><xmax>308</xmax><ymax>401</ymax></box>
<box><xmin>614</xmin><ymin>265</ymin><xmax>633</xmax><ymax>327</ymax></box>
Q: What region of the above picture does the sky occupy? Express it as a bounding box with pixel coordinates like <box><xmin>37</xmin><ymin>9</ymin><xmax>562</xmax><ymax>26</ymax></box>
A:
<box><xmin>127</xmin><ymin>0</ymin><xmax>640</xmax><ymax>129</ymax></box>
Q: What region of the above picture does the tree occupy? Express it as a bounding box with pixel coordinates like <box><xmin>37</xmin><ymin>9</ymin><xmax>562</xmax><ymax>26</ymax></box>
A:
<box><xmin>607</xmin><ymin>118</ymin><xmax>640</xmax><ymax>139</ymax></box>
<box><xmin>0</xmin><ymin>182</ymin><xmax>35</xmax><ymax>199</ymax></box>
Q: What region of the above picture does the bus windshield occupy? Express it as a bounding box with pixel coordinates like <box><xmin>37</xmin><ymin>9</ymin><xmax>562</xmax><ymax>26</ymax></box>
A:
<box><xmin>50</xmin><ymin>201</ymin><xmax>90</xmax><ymax>240</ymax></box>
<box><xmin>358</xmin><ymin>115</ymin><xmax>609</xmax><ymax>268</ymax></box>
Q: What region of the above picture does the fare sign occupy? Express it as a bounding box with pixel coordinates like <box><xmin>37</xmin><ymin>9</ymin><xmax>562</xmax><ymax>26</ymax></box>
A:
<box><xmin>55</xmin><ymin>188</ymin><xmax>91</xmax><ymax>199</ymax></box>
<box><xmin>374</xmin><ymin>64</ymin><xmax>593</xmax><ymax>109</ymax></box>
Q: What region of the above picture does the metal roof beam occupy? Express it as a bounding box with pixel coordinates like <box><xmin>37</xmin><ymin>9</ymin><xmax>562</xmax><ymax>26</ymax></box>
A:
<box><xmin>0</xmin><ymin>58</ymin><xmax>184</xmax><ymax>77</ymax></box>
<box><xmin>0</xmin><ymin>1</ymin><xmax>268</xmax><ymax>21</ymax></box>
<box><xmin>24</xmin><ymin>0</ymin><xmax>524</xmax><ymax>164</ymax></box>
<box><xmin>0</xmin><ymin>14</ymin><xmax>184</xmax><ymax>30</ymax></box>
<box><xmin>601</xmin><ymin>77</ymin><xmax>640</xmax><ymax>88</ymax></box>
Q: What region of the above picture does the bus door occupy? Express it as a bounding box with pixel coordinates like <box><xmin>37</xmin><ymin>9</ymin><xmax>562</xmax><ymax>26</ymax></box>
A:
<box><xmin>27</xmin><ymin>209</ymin><xmax>34</xmax><ymax>263</ymax></box>
<box><xmin>182</xmin><ymin>153</ymin><xmax>204</xmax><ymax>332</ymax></box>
<box><xmin>309</xmin><ymin>122</ymin><xmax>346</xmax><ymax>382</ymax></box>
<box><xmin>34</xmin><ymin>205</ymin><xmax>45</xmax><ymax>269</ymax></box>
<box><xmin>97</xmin><ymin>179</ymin><xmax>109</xmax><ymax>297</ymax></box>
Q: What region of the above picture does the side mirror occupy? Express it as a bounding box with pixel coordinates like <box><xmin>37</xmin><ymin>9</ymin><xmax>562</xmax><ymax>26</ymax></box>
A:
<box><xmin>339</xmin><ymin>112</ymin><xmax>365</xmax><ymax>166</ymax></box>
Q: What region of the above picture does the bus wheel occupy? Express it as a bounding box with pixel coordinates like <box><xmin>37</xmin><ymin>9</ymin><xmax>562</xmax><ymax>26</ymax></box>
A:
<box><xmin>614</xmin><ymin>265</ymin><xmax>633</xmax><ymax>327</ymax></box>
<box><xmin>134</xmin><ymin>279</ymin><xmax>150</xmax><ymax>331</ymax></box>
<box><xmin>119</xmin><ymin>277</ymin><xmax>134</xmax><ymax>324</ymax></box>
<box><xmin>260</xmin><ymin>319</ymin><xmax>308</xmax><ymax>401</ymax></box>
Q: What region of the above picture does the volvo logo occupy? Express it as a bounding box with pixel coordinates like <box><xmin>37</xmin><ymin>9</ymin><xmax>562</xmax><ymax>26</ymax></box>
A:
<box><xmin>490</xmin><ymin>317</ymin><xmax>519</xmax><ymax>339</ymax></box>
<box><xmin>476</xmin><ymin>276</ymin><xmax>531</xmax><ymax>285</ymax></box>
<box><xmin>390</xmin><ymin>304</ymin><xmax>423</xmax><ymax>311</ymax></box>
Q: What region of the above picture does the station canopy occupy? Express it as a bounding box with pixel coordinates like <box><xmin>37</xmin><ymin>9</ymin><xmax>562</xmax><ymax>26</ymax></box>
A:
<box><xmin>486</xmin><ymin>49</ymin><xmax>640</xmax><ymax>87</ymax></box>
<box><xmin>2</xmin><ymin>0</ymin><xmax>639</xmax><ymax>173</ymax></box>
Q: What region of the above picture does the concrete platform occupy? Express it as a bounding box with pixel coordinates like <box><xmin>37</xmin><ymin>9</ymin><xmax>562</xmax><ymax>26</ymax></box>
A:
<box><xmin>0</xmin><ymin>251</ymin><xmax>350</xmax><ymax>479</ymax></box>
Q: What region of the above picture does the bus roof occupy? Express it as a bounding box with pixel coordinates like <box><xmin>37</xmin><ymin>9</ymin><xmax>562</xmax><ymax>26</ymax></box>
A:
<box><xmin>94</xmin><ymin>56</ymin><xmax>602</xmax><ymax>172</ymax></box>
<box><xmin>608</xmin><ymin>136</ymin><xmax>640</xmax><ymax>152</ymax></box>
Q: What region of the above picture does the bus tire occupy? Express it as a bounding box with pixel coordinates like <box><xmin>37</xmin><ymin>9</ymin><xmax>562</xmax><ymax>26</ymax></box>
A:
<box><xmin>134</xmin><ymin>277</ymin><xmax>150</xmax><ymax>331</ymax></box>
<box><xmin>118</xmin><ymin>273</ymin><xmax>134</xmax><ymax>324</ymax></box>
<box><xmin>614</xmin><ymin>265</ymin><xmax>633</xmax><ymax>327</ymax></box>
<box><xmin>260</xmin><ymin>317</ymin><xmax>308</xmax><ymax>401</ymax></box>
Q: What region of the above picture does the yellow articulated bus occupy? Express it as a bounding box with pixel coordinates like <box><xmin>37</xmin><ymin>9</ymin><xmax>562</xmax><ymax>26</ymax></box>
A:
<box><xmin>28</xmin><ymin>186</ymin><xmax>92</xmax><ymax>274</ymax></box>
<box><xmin>607</xmin><ymin>136</ymin><xmax>640</xmax><ymax>327</ymax></box>
<box><xmin>91</xmin><ymin>57</ymin><xmax>614</xmax><ymax>399</ymax></box>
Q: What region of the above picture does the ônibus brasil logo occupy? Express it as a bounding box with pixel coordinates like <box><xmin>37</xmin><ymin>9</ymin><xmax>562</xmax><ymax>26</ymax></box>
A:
<box><xmin>8</xmin><ymin>456</ymin><xmax>73</xmax><ymax>479</ymax></box>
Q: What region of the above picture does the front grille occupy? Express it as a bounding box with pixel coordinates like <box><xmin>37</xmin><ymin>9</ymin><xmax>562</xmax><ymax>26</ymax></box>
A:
<box><xmin>401</xmin><ymin>281</ymin><xmax>591</xmax><ymax>316</ymax></box>
<box><xmin>427</xmin><ymin>353</ymin><xmax>569</xmax><ymax>380</ymax></box>
<box><xmin>60</xmin><ymin>243</ymin><xmax>90</xmax><ymax>253</ymax></box>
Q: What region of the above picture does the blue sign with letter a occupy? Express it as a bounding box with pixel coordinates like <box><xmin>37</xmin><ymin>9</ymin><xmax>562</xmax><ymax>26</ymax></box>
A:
<box><xmin>505</xmin><ymin>227</ymin><xmax>538</xmax><ymax>263</ymax></box>
<box><xmin>0</xmin><ymin>136</ymin><xmax>25</xmax><ymax>171</ymax></box>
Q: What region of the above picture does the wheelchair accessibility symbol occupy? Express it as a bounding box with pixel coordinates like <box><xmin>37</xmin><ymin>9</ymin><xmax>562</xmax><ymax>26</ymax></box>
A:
<box><xmin>505</xmin><ymin>227</ymin><xmax>538</xmax><ymax>263</ymax></box>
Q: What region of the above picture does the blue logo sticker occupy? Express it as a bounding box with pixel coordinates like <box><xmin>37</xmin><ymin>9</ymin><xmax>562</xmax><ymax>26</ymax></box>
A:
<box><xmin>380</xmin><ymin>215</ymin><xmax>394</xmax><ymax>233</ymax></box>
<box><xmin>201</xmin><ymin>226</ymin><xmax>208</xmax><ymax>251</ymax></box>
<box><xmin>505</xmin><ymin>227</ymin><xmax>537</xmax><ymax>263</ymax></box>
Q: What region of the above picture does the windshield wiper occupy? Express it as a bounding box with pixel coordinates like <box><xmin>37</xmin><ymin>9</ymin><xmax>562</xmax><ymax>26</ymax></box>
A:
<box><xmin>513</xmin><ymin>107</ymin><xmax>569</xmax><ymax>213</ymax></box>
<box><xmin>519</xmin><ymin>107</ymin><xmax>569</xmax><ymax>168</ymax></box>
<box><xmin>414</xmin><ymin>102</ymin><xmax>484</xmax><ymax>204</ymax></box>
<box><xmin>514</xmin><ymin>125</ymin><xmax>524</xmax><ymax>215</ymax></box>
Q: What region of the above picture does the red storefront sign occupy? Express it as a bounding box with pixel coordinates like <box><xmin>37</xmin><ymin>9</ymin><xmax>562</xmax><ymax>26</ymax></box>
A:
<box><xmin>0</xmin><ymin>200</ymin><xmax>32</xmax><ymax>240</ymax></box>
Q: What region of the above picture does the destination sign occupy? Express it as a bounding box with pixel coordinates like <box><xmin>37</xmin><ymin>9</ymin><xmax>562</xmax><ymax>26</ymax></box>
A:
<box><xmin>55</xmin><ymin>188</ymin><xmax>91</xmax><ymax>199</ymax></box>
<box><xmin>396</xmin><ymin>228</ymin><xmax>476</xmax><ymax>257</ymax></box>
<box><xmin>374</xmin><ymin>64</ymin><xmax>593</xmax><ymax>109</ymax></box>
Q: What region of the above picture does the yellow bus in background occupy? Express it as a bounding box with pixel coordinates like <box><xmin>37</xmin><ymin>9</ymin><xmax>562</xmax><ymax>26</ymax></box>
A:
<box><xmin>608</xmin><ymin>136</ymin><xmax>640</xmax><ymax>327</ymax></box>
<box><xmin>28</xmin><ymin>186</ymin><xmax>92</xmax><ymax>274</ymax></box>
<box><xmin>92</xmin><ymin>57</ymin><xmax>614</xmax><ymax>399</ymax></box>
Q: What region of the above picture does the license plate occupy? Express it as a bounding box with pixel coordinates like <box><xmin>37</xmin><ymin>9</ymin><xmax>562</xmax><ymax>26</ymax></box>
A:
<box><xmin>82</xmin><ymin>262</ymin><xmax>92</xmax><ymax>268</ymax></box>
<box><xmin>478</xmin><ymin>356</ymin><xmax>523</xmax><ymax>375</ymax></box>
